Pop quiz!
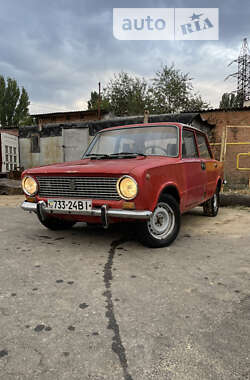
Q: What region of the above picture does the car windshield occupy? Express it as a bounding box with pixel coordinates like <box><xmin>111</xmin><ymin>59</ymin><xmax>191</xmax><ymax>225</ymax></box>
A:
<box><xmin>83</xmin><ymin>125</ymin><xmax>178</xmax><ymax>158</ymax></box>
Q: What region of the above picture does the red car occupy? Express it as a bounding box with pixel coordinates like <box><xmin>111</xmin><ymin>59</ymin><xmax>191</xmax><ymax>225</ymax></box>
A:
<box><xmin>21</xmin><ymin>123</ymin><xmax>223</xmax><ymax>248</ymax></box>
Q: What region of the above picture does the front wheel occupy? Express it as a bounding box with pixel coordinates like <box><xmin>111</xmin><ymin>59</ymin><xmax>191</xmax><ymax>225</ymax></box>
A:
<box><xmin>137</xmin><ymin>194</ymin><xmax>181</xmax><ymax>248</ymax></box>
<box><xmin>203</xmin><ymin>187</ymin><xmax>220</xmax><ymax>217</ymax></box>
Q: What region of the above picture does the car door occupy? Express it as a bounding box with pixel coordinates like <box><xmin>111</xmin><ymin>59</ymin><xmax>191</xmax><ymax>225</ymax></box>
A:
<box><xmin>181</xmin><ymin>128</ymin><xmax>207</xmax><ymax>208</ymax></box>
<box><xmin>196</xmin><ymin>132</ymin><xmax>217</xmax><ymax>199</ymax></box>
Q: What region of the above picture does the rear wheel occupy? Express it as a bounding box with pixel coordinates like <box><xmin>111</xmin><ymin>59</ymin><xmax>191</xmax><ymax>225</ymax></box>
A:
<box><xmin>37</xmin><ymin>209</ymin><xmax>75</xmax><ymax>230</ymax></box>
<box><xmin>203</xmin><ymin>187</ymin><xmax>220</xmax><ymax>217</ymax></box>
<box><xmin>137</xmin><ymin>194</ymin><xmax>181</xmax><ymax>248</ymax></box>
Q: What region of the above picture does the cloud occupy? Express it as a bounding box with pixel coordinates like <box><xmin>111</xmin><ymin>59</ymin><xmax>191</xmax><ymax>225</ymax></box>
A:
<box><xmin>0</xmin><ymin>0</ymin><xmax>249</xmax><ymax>113</ymax></box>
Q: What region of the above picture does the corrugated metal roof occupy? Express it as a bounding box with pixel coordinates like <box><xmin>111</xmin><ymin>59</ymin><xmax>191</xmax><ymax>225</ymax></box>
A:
<box><xmin>0</xmin><ymin>129</ymin><xmax>19</xmax><ymax>136</ymax></box>
<box><xmin>195</xmin><ymin>106</ymin><xmax>250</xmax><ymax>113</ymax></box>
<box><xmin>31</xmin><ymin>109</ymin><xmax>108</xmax><ymax>117</ymax></box>
<box><xmin>19</xmin><ymin>112</ymin><xmax>215</xmax><ymax>138</ymax></box>
<box><xmin>31</xmin><ymin>106</ymin><xmax>250</xmax><ymax>118</ymax></box>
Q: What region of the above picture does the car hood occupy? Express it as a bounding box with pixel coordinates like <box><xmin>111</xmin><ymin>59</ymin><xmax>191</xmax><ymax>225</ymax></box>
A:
<box><xmin>25</xmin><ymin>156</ymin><xmax>177</xmax><ymax>176</ymax></box>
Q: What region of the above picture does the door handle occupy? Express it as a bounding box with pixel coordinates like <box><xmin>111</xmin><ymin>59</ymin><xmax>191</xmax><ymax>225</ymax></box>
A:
<box><xmin>201</xmin><ymin>161</ymin><xmax>206</xmax><ymax>170</ymax></box>
<box><xmin>214</xmin><ymin>163</ymin><xmax>218</xmax><ymax>168</ymax></box>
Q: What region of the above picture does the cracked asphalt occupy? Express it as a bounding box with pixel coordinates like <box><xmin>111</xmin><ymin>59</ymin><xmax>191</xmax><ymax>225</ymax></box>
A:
<box><xmin>0</xmin><ymin>197</ymin><xmax>250</xmax><ymax>379</ymax></box>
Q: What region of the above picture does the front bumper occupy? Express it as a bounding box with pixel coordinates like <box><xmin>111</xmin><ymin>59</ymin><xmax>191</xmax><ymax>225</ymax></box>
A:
<box><xmin>21</xmin><ymin>201</ymin><xmax>152</xmax><ymax>222</ymax></box>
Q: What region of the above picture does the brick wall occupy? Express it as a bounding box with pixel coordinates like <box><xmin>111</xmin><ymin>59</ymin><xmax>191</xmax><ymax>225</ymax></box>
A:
<box><xmin>201</xmin><ymin>110</ymin><xmax>250</xmax><ymax>187</ymax></box>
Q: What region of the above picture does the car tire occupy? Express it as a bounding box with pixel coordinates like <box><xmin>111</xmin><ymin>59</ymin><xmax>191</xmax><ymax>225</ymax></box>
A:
<box><xmin>137</xmin><ymin>194</ymin><xmax>181</xmax><ymax>248</ymax></box>
<box><xmin>203</xmin><ymin>187</ymin><xmax>220</xmax><ymax>217</ymax></box>
<box><xmin>37</xmin><ymin>209</ymin><xmax>75</xmax><ymax>230</ymax></box>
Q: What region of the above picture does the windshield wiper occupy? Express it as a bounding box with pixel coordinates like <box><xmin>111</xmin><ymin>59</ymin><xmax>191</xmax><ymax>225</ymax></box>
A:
<box><xmin>85</xmin><ymin>152</ymin><xmax>146</xmax><ymax>160</ymax></box>
<box><xmin>109</xmin><ymin>152</ymin><xmax>146</xmax><ymax>157</ymax></box>
<box><xmin>85</xmin><ymin>154</ymin><xmax>110</xmax><ymax>160</ymax></box>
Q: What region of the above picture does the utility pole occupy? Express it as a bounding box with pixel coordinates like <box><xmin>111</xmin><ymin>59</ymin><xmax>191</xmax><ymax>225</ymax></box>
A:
<box><xmin>144</xmin><ymin>110</ymin><xmax>149</xmax><ymax>123</ymax></box>
<box><xmin>98</xmin><ymin>82</ymin><xmax>101</xmax><ymax>120</ymax></box>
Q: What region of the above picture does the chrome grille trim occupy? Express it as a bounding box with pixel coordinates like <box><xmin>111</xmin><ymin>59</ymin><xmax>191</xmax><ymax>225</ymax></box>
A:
<box><xmin>36</xmin><ymin>176</ymin><xmax>120</xmax><ymax>200</ymax></box>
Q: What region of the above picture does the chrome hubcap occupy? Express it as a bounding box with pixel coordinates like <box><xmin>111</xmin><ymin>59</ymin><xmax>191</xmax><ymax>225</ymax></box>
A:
<box><xmin>213</xmin><ymin>193</ymin><xmax>218</xmax><ymax>210</ymax></box>
<box><xmin>147</xmin><ymin>203</ymin><xmax>175</xmax><ymax>240</ymax></box>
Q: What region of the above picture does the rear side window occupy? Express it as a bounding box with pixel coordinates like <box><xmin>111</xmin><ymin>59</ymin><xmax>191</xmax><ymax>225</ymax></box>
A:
<box><xmin>182</xmin><ymin>130</ymin><xmax>198</xmax><ymax>158</ymax></box>
<box><xmin>196</xmin><ymin>133</ymin><xmax>211</xmax><ymax>159</ymax></box>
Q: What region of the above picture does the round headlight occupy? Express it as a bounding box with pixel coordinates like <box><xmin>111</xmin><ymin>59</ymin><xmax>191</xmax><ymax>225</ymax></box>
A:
<box><xmin>117</xmin><ymin>176</ymin><xmax>138</xmax><ymax>200</ymax></box>
<box><xmin>22</xmin><ymin>176</ymin><xmax>38</xmax><ymax>196</ymax></box>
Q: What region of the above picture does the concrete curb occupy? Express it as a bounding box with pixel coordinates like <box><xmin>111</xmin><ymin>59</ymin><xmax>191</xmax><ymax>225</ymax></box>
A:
<box><xmin>0</xmin><ymin>186</ymin><xmax>23</xmax><ymax>195</ymax></box>
<box><xmin>0</xmin><ymin>179</ymin><xmax>22</xmax><ymax>195</ymax></box>
<box><xmin>220</xmin><ymin>193</ymin><xmax>250</xmax><ymax>207</ymax></box>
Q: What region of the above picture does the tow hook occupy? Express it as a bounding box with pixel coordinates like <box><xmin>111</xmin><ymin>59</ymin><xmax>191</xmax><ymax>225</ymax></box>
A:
<box><xmin>101</xmin><ymin>204</ymin><xmax>109</xmax><ymax>229</ymax></box>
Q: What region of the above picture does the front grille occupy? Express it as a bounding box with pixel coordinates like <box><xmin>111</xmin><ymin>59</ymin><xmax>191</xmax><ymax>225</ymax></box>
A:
<box><xmin>36</xmin><ymin>176</ymin><xmax>120</xmax><ymax>200</ymax></box>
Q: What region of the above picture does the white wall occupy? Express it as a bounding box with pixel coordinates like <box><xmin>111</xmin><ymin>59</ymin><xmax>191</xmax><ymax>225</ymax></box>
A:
<box><xmin>20</xmin><ymin>136</ymin><xmax>63</xmax><ymax>169</ymax></box>
<box><xmin>20</xmin><ymin>127</ymin><xmax>90</xmax><ymax>169</ymax></box>
<box><xmin>63</xmin><ymin>128</ymin><xmax>89</xmax><ymax>162</ymax></box>
<box><xmin>1</xmin><ymin>132</ymin><xmax>19</xmax><ymax>172</ymax></box>
<box><xmin>40</xmin><ymin>136</ymin><xmax>63</xmax><ymax>166</ymax></box>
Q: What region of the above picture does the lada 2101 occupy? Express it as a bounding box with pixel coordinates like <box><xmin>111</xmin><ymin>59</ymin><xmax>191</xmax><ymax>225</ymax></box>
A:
<box><xmin>21</xmin><ymin>123</ymin><xmax>223</xmax><ymax>248</ymax></box>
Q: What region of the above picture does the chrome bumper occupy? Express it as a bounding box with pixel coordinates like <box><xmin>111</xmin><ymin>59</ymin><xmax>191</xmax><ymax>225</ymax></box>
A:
<box><xmin>21</xmin><ymin>201</ymin><xmax>152</xmax><ymax>220</ymax></box>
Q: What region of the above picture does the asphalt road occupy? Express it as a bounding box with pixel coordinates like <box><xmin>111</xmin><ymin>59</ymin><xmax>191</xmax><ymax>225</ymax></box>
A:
<box><xmin>0</xmin><ymin>200</ymin><xmax>250</xmax><ymax>380</ymax></box>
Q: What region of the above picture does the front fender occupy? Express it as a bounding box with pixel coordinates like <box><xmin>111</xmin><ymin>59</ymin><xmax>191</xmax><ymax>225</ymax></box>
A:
<box><xmin>150</xmin><ymin>181</ymin><xmax>181</xmax><ymax>212</ymax></box>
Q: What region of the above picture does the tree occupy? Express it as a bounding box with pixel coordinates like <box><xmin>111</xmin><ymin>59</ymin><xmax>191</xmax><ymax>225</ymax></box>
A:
<box><xmin>102</xmin><ymin>72</ymin><xmax>151</xmax><ymax>116</ymax></box>
<box><xmin>87</xmin><ymin>90</ymin><xmax>111</xmax><ymax>112</ymax></box>
<box><xmin>0</xmin><ymin>75</ymin><xmax>30</xmax><ymax>127</ymax></box>
<box><xmin>87</xmin><ymin>66</ymin><xmax>208</xmax><ymax>117</ymax></box>
<box><xmin>219</xmin><ymin>92</ymin><xmax>243</xmax><ymax>109</ymax></box>
<box><xmin>150</xmin><ymin>64</ymin><xmax>209</xmax><ymax>113</ymax></box>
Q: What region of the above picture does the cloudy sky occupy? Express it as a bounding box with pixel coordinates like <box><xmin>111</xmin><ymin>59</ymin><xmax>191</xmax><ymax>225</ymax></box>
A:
<box><xmin>0</xmin><ymin>0</ymin><xmax>249</xmax><ymax>114</ymax></box>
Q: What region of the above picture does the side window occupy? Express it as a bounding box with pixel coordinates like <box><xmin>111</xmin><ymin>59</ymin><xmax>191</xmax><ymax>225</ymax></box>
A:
<box><xmin>182</xmin><ymin>130</ymin><xmax>198</xmax><ymax>158</ymax></box>
<box><xmin>196</xmin><ymin>133</ymin><xmax>211</xmax><ymax>159</ymax></box>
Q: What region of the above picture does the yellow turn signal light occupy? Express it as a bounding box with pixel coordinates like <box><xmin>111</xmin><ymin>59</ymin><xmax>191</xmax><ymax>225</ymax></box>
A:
<box><xmin>122</xmin><ymin>202</ymin><xmax>135</xmax><ymax>210</ymax></box>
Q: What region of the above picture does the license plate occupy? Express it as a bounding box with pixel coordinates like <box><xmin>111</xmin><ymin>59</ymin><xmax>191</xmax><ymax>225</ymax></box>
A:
<box><xmin>47</xmin><ymin>199</ymin><xmax>92</xmax><ymax>212</ymax></box>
